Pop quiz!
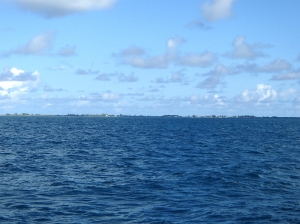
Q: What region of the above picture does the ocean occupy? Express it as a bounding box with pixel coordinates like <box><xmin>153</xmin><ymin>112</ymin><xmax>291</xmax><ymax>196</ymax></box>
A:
<box><xmin>0</xmin><ymin>116</ymin><xmax>300</xmax><ymax>223</ymax></box>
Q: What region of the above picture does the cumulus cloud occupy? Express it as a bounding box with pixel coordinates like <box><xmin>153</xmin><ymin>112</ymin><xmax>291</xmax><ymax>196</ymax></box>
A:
<box><xmin>9</xmin><ymin>0</ymin><xmax>118</xmax><ymax>18</ymax></box>
<box><xmin>58</xmin><ymin>45</ymin><xmax>76</xmax><ymax>57</ymax></box>
<box><xmin>0</xmin><ymin>67</ymin><xmax>38</xmax><ymax>81</ymax></box>
<box><xmin>227</xmin><ymin>36</ymin><xmax>267</xmax><ymax>59</ymax></box>
<box><xmin>115</xmin><ymin>41</ymin><xmax>215</xmax><ymax>69</ymax></box>
<box><xmin>260</xmin><ymin>59</ymin><xmax>291</xmax><ymax>73</ymax></box>
<box><xmin>197</xmin><ymin>64</ymin><xmax>228</xmax><ymax>89</ymax></box>
<box><xmin>2</xmin><ymin>31</ymin><xmax>54</xmax><ymax>57</ymax></box>
<box><xmin>118</xmin><ymin>45</ymin><xmax>145</xmax><ymax>56</ymax></box>
<box><xmin>167</xmin><ymin>37</ymin><xmax>186</xmax><ymax>50</ymax></box>
<box><xmin>43</xmin><ymin>84</ymin><xmax>63</xmax><ymax>92</ymax></box>
<box><xmin>177</xmin><ymin>51</ymin><xmax>215</xmax><ymax>67</ymax></box>
<box><xmin>236</xmin><ymin>84</ymin><xmax>277</xmax><ymax>103</ymax></box>
<box><xmin>154</xmin><ymin>71</ymin><xmax>186</xmax><ymax>84</ymax></box>
<box><xmin>94</xmin><ymin>73</ymin><xmax>114</xmax><ymax>81</ymax></box>
<box><xmin>125</xmin><ymin>55</ymin><xmax>171</xmax><ymax>69</ymax></box>
<box><xmin>270</xmin><ymin>70</ymin><xmax>300</xmax><ymax>81</ymax></box>
<box><xmin>232</xmin><ymin>59</ymin><xmax>291</xmax><ymax>75</ymax></box>
<box><xmin>115</xmin><ymin>46</ymin><xmax>172</xmax><ymax>69</ymax></box>
<box><xmin>197</xmin><ymin>75</ymin><xmax>222</xmax><ymax>89</ymax></box>
<box><xmin>118</xmin><ymin>74</ymin><xmax>138</xmax><ymax>82</ymax></box>
<box><xmin>0</xmin><ymin>67</ymin><xmax>39</xmax><ymax>98</ymax></box>
<box><xmin>201</xmin><ymin>0</ymin><xmax>236</xmax><ymax>22</ymax></box>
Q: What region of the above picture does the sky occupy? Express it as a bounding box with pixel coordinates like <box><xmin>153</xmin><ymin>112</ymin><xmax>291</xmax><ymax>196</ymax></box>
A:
<box><xmin>1</xmin><ymin>0</ymin><xmax>300</xmax><ymax>116</ymax></box>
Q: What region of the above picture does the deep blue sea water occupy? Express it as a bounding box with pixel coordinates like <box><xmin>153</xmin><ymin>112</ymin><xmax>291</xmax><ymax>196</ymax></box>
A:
<box><xmin>0</xmin><ymin>116</ymin><xmax>300</xmax><ymax>223</ymax></box>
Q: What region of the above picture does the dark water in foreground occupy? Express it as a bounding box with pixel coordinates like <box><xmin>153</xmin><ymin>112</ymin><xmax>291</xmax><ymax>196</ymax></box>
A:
<box><xmin>0</xmin><ymin>116</ymin><xmax>300</xmax><ymax>223</ymax></box>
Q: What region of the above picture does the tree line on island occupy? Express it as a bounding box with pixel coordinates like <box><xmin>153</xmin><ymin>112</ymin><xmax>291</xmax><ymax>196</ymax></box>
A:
<box><xmin>3</xmin><ymin>113</ymin><xmax>279</xmax><ymax>118</ymax></box>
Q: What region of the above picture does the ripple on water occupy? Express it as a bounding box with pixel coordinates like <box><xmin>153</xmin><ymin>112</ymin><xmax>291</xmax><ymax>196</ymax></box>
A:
<box><xmin>0</xmin><ymin>117</ymin><xmax>300</xmax><ymax>223</ymax></box>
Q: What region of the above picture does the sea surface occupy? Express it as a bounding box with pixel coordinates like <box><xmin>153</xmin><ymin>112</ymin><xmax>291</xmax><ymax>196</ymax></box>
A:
<box><xmin>0</xmin><ymin>116</ymin><xmax>300</xmax><ymax>223</ymax></box>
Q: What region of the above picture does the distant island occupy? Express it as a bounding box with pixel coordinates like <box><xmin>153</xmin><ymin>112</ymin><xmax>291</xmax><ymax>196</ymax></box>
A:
<box><xmin>2</xmin><ymin>113</ymin><xmax>281</xmax><ymax>118</ymax></box>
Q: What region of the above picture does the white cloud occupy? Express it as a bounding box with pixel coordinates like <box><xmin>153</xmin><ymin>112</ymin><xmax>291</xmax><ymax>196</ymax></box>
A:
<box><xmin>118</xmin><ymin>46</ymin><xmax>145</xmax><ymax>56</ymax></box>
<box><xmin>260</xmin><ymin>59</ymin><xmax>291</xmax><ymax>73</ymax></box>
<box><xmin>197</xmin><ymin>64</ymin><xmax>228</xmax><ymax>89</ymax></box>
<box><xmin>17</xmin><ymin>32</ymin><xmax>54</xmax><ymax>55</ymax></box>
<box><xmin>94</xmin><ymin>72</ymin><xmax>137</xmax><ymax>82</ymax></box>
<box><xmin>197</xmin><ymin>75</ymin><xmax>221</xmax><ymax>89</ymax></box>
<box><xmin>231</xmin><ymin>59</ymin><xmax>291</xmax><ymax>75</ymax></box>
<box><xmin>10</xmin><ymin>68</ymin><xmax>25</xmax><ymax>76</ymax></box>
<box><xmin>44</xmin><ymin>85</ymin><xmax>63</xmax><ymax>92</ymax></box>
<box><xmin>201</xmin><ymin>0</ymin><xmax>236</xmax><ymax>22</ymax></box>
<box><xmin>116</xmin><ymin>41</ymin><xmax>216</xmax><ymax>69</ymax></box>
<box><xmin>123</xmin><ymin>54</ymin><xmax>172</xmax><ymax>69</ymax></box>
<box><xmin>58</xmin><ymin>45</ymin><xmax>76</xmax><ymax>57</ymax></box>
<box><xmin>278</xmin><ymin>88</ymin><xmax>297</xmax><ymax>98</ymax></box>
<box><xmin>115</xmin><ymin>40</ymin><xmax>217</xmax><ymax>69</ymax></box>
<box><xmin>0</xmin><ymin>68</ymin><xmax>39</xmax><ymax>81</ymax></box>
<box><xmin>115</xmin><ymin>46</ymin><xmax>169</xmax><ymax>69</ymax></box>
<box><xmin>167</xmin><ymin>37</ymin><xmax>186</xmax><ymax>50</ymax></box>
<box><xmin>101</xmin><ymin>92</ymin><xmax>120</xmax><ymax>101</ymax></box>
<box><xmin>228</xmin><ymin>36</ymin><xmax>266</xmax><ymax>59</ymax></box>
<box><xmin>0</xmin><ymin>67</ymin><xmax>39</xmax><ymax>99</ymax></box>
<box><xmin>182</xmin><ymin>93</ymin><xmax>226</xmax><ymax>106</ymax></box>
<box><xmin>236</xmin><ymin>84</ymin><xmax>277</xmax><ymax>103</ymax></box>
<box><xmin>94</xmin><ymin>73</ymin><xmax>113</xmax><ymax>81</ymax></box>
<box><xmin>178</xmin><ymin>51</ymin><xmax>215</xmax><ymax>67</ymax></box>
<box><xmin>154</xmin><ymin>71</ymin><xmax>186</xmax><ymax>84</ymax></box>
<box><xmin>270</xmin><ymin>70</ymin><xmax>300</xmax><ymax>81</ymax></box>
<box><xmin>76</xmin><ymin>68</ymin><xmax>99</xmax><ymax>75</ymax></box>
<box><xmin>9</xmin><ymin>0</ymin><xmax>118</xmax><ymax>18</ymax></box>
<box><xmin>2</xmin><ymin>32</ymin><xmax>54</xmax><ymax>57</ymax></box>
<box><xmin>72</xmin><ymin>91</ymin><xmax>121</xmax><ymax>102</ymax></box>
<box><xmin>84</xmin><ymin>91</ymin><xmax>120</xmax><ymax>101</ymax></box>
<box><xmin>118</xmin><ymin>48</ymin><xmax>171</xmax><ymax>68</ymax></box>
<box><xmin>118</xmin><ymin>74</ymin><xmax>138</xmax><ymax>82</ymax></box>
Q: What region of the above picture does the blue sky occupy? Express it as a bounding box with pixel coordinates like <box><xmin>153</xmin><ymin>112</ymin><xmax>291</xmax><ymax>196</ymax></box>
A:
<box><xmin>1</xmin><ymin>0</ymin><xmax>300</xmax><ymax>116</ymax></box>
